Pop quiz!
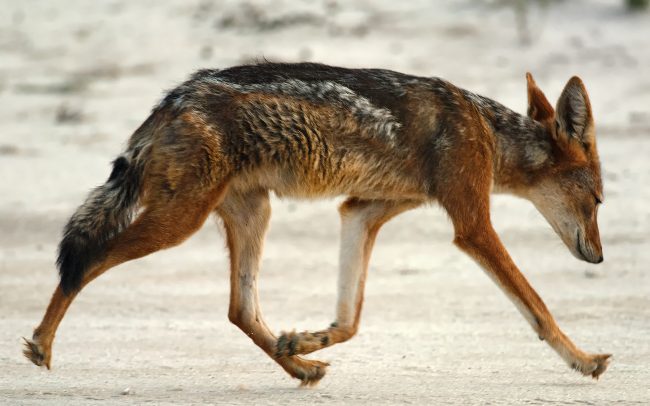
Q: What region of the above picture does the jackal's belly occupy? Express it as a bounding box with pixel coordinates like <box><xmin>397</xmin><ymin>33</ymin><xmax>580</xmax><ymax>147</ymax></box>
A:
<box><xmin>224</xmin><ymin>90</ymin><xmax>427</xmax><ymax>199</ymax></box>
<box><xmin>228</xmin><ymin>133</ymin><xmax>427</xmax><ymax>200</ymax></box>
<box><xmin>232</xmin><ymin>149</ymin><xmax>427</xmax><ymax>201</ymax></box>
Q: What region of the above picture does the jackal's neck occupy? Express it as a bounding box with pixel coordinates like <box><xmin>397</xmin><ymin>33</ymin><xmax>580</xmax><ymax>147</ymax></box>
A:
<box><xmin>463</xmin><ymin>90</ymin><xmax>553</xmax><ymax>192</ymax></box>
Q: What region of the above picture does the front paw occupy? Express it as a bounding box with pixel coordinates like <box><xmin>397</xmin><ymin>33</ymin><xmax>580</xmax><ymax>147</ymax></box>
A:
<box><xmin>276</xmin><ymin>331</ymin><xmax>299</xmax><ymax>357</ymax></box>
<box><xmin>571</xmin><ymin>353</ymin><xmax>611</xmax><ymax>379</ymax></box>
<box><xmin>276</xmin><ymin>330</ymin><xmax>330</xmax><ymax>358</ymax></box>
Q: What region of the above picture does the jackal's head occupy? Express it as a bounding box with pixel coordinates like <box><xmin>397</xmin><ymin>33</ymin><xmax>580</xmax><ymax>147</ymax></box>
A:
<box><xmin>525</xmin><ymin>73</ymin><xmax>603</xmax><ymax>264</ymax></box>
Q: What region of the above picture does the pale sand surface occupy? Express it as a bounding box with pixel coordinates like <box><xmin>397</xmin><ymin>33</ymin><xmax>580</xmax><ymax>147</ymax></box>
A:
<box><xmin>1</xmin><ymin>1</ymin><xmax>649</xmax><ymax>404</ymax></box>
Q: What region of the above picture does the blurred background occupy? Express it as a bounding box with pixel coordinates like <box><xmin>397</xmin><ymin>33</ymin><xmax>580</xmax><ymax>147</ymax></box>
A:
<box><xmin>1</xmin><ymin>1</ymin><xmax>649</xmax><ymax>404</ymax></box>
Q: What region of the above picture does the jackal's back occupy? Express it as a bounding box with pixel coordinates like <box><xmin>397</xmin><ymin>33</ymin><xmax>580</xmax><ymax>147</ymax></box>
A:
<box><xmin>154</xmin><ymin>63</ymin><xmax>448</xmax><ymax>198</ymax></box>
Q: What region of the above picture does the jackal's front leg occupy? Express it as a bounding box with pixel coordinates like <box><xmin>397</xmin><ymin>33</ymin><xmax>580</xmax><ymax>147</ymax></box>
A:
<box><xmin>276</xmin><ymin>198</ymin><xmax>419</xmax><ymax>357</ymax></box>
<box><xmin>453</xmin><ymin>221</ymin><xmax>611</xmax><ymax>379</ymax></box>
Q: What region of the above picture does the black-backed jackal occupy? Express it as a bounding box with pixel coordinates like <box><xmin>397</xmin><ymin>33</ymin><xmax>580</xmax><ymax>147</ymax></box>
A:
<box><xmin>24</xmin><ymin>63</ymin><xmax>610</xmax><ymax>385</ymax></box>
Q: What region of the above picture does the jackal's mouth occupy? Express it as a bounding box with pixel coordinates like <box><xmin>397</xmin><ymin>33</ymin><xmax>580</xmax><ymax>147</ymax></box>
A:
<box><xmin>576</xmin><ymin>230</ymin><xmax>603</xmax><ymax>264</ymax></box>
<box><xmin>575</xmin><ymin>230</ymin><xmax>587</xmax><ymax>261</ymax></box>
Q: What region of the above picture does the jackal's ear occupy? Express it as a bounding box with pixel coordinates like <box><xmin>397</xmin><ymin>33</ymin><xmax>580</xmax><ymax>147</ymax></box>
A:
<box><xmin>526</xmin><ymin>72</ymin><xmax>554</xmax><ymax>122</ymax></box>
<box><xmin>555</xmin><ymin>76</ymin><xmax>594</xmax><ymax>146</ymax></box>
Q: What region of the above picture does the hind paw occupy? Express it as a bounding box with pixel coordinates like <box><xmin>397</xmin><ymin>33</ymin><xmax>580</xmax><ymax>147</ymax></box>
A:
<box><xmin>22</xmin><ymin>337</ymin><xmax>51</xmax><ymax>369</ymax></box>
<box><xmin>291</xmin><ymin>357</ymin><xmax>329</xmax><ymax>387</ymax></box>
<box><xmin>275</xmin><ymin>352</ymin><xmax>329</xmax><ymax>387</ymax></box>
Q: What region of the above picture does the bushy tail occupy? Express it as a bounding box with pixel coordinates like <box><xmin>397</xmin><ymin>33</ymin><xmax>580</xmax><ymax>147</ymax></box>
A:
<box><xmin>57</xmin><ymin>153</ymin><xmax>143</xmax><ymax>295</ymax></box>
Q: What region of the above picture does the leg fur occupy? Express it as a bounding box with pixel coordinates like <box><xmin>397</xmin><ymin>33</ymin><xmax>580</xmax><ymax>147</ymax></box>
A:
<box><xmin>276</xmin><ymin>198</ymin><xmax>420</xmax><ymax>358</ymax></box>
<box><xmin>443</xmin><ymin>188</ymin><xmax>610</xmax><ymax>379</ymax></box>
<box><xmin>24</xmin><ymin>182</ymin><xmax>228</xmax><ymax>369</ymax></box>
<box><xmin>217</xmin><ymin>188</ymin><xmax>328</xmax><ymax>386</ymax></box>
<box><xmin>429</xmin><ymin>117</ymin><xmax>610</xmax><ymax>379</ymax></box>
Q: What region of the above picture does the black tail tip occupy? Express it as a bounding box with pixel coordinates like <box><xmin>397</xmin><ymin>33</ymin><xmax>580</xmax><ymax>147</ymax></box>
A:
<box><xmin>57</xmin><ymin>233</ymin><xmax>103</xmax><ymax>296</ymax></box>
<box><xmin>57</xmin><ymin>246</ymin><xmax>85</xmax><ymax>296</ymax></box>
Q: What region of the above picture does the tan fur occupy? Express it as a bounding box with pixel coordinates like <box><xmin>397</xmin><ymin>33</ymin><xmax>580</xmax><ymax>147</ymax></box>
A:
<box><xmin>25</xmin><ymin>67</ymin><xmax>610</xmax><ymax>385</ymax></box>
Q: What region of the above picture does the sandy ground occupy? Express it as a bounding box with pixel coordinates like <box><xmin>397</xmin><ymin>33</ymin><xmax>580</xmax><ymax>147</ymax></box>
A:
<box><xmin>1</xmin><ymin>0</ymin><xmax>650</xmax><ymax>404</ymax></box>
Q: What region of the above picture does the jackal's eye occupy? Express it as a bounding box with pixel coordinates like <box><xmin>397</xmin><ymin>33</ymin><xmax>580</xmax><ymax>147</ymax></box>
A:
<box><xmin>594</xmin><ymin>196</ymin><xmax>602</xmax><ymax>205</ymax></box>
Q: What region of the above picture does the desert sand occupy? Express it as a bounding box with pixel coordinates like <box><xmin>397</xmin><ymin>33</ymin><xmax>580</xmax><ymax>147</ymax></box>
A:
<box><xmin>1</xmin><ymin>0</ymin><xmax>649</xmax><ymax>404</ymax></box>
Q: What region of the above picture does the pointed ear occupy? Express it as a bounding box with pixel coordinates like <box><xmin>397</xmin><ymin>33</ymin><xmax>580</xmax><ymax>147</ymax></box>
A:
<box><xmin>555</xmin><ymin>76</ymin><xmax>594</xmax><ymax>146</ymax></box>
<box><xmin>526</xmin><ymin>72</ymin><xmax>554</xmax><ymax>122</ymax></box>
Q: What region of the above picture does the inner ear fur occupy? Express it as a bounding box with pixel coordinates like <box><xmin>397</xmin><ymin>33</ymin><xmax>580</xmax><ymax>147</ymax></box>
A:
<box><xmin>555</xmin><ymin>76</ymin><xmax>594</xmax><ymax>146</ymax></box>
<box><xmin>526</xmin><ymin>72</ymin><xmax>554</xmax><ymax>122</ymax></box>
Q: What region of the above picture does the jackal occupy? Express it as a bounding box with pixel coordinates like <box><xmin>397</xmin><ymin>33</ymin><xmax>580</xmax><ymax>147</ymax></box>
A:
<box><xmin>24</xmin><ymin>63</ymin><xmax>610</xmax><ymax>385</ymax></box>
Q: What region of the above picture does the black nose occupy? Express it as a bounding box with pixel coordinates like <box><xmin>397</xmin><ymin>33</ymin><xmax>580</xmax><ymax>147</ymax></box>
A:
<box><xmin>596</xmin><ymin>255</ymin><xmax>604</xmax><ymax>264</ymax></box>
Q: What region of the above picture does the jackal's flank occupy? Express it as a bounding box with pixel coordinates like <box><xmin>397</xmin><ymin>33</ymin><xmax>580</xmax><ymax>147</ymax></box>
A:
<box><xmin>24</xmin><ymin>63</ymin><xmax>610</xmax><ymax>385</ymax></box>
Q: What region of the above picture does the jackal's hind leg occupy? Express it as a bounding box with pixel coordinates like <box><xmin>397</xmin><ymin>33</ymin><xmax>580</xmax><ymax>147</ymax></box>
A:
<box><xmin>218</xmin><ymin>188</ymin><xmax>328</xmax><ymax>386</ymax></box>
<box><xmin>25</xmin><ymin>183</ymin><xmax>228</xmax><ymax>369</ymax></box>
<box><xmin>276</xmin><ymin>198</ymin><xmax>419</xmax><ymax>358</ymax></box>
<box><xmin>23</xmin><ymin>286</ymin><xmax>73</xmax><ymax>369</ymax></box>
